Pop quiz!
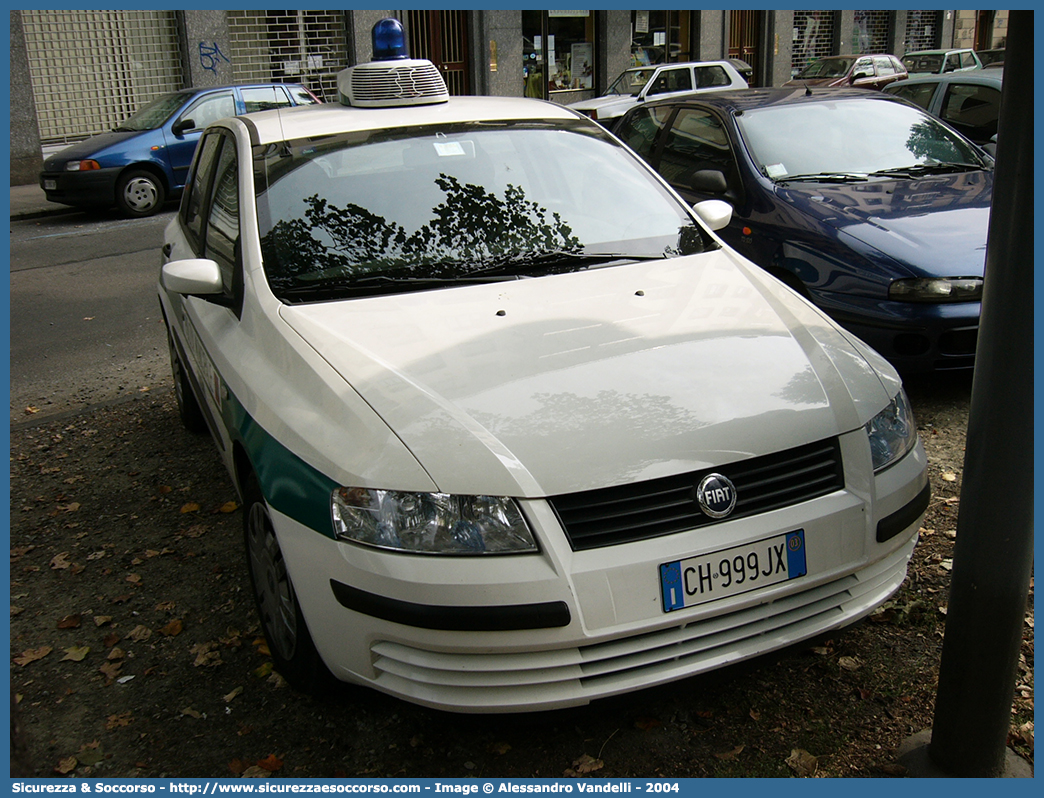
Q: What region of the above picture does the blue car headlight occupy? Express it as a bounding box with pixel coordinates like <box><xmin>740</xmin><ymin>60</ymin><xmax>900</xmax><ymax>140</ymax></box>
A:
<box><xmin>331</xmin><ymin>488</ymin><xmax>537</xmax><ymax>555</ymax></box>
<box><xmin>866</xmin><ymin>390</ymin><xmax>917</xmax><ymax>472</ymax></box>
<box><xmin>888</xmin><ymin>277</ymin><xmax>983</xmax><ymax>302</ymax></box>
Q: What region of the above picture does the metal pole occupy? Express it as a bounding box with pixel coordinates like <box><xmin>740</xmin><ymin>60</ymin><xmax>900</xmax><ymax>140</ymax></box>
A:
<box><xmin>927</xmin><ymin>9</ymin><xmax>1034</xmax><ymax>777</ymax></box>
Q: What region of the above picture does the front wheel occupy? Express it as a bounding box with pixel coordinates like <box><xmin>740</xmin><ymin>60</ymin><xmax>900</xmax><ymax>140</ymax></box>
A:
<box><xmin>243</xmin><ymin>473</ymin><xmax>333</xmax><ymax>694</ymax></box>
<box><xmin>115</xmin><ymin>169</ymin><xmax>166</xmax><ymax>217</ymax></box>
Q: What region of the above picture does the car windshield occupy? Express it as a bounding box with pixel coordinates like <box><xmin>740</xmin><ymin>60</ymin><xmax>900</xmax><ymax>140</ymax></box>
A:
<box><xmin>115</xmin><ymin>91</ymin><xmax>189</xmax><ymax>132</ymax></box>
<box><xmin>255</xmin><ymin>119</ymin><xmax>710</xmax><ymax>300</ymax></box>
<box><xmin>796</xmin><ymin>57</ymin><xmax>854</xmax><ymax>79</ymax></box>
<box><xmin>736</xmin><ymin>97</ymin><xmax>988</xmax><ymax>182</ymax></box>
<box><xmin>606</xmin><ymin>68</ymin><xmax>656</xmax><ymax>96</ymax></box>
<box><xmin>902</xmin><ymin>53</ymin><xmax>944</xmax><ymax>73</ymax></box>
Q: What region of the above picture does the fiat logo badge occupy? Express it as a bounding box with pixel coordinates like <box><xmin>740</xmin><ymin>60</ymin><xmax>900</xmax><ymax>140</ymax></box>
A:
<box><xmin>697</xmin><ymin>473</ymin><xmax>737</xmax><ymax>519</ymax></box>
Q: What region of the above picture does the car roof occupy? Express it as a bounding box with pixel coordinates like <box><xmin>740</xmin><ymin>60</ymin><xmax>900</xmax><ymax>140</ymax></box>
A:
<box><xmin>890</xmin><ymin>70</ymin><xmax>1003</xmax><ymax>87</ymax></box>
<box><xmin>625</xmin><ymin>60</ymin><xmax>733</xmax><ymax>71</ymax></box>
<box><xmin>235</xmin><ymin>95</ymin><xmax>584</xmax><ymax>146</ymax></box>
<box><xmin>903</xmin><ymin>48</ymin><xmax>974</xmax><ymax>56</ymax></box>
<box><xmin>638</xmin><ymin>86</ymin><xmax>903</xmax><ymax>115</ymax></box>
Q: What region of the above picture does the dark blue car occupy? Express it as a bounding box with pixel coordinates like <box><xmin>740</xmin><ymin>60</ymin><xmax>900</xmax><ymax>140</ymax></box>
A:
<box><xmin>40</xmin><ymin>83</ymin><xmax>320</xmax><ymax>217</ymax></box>
<box><xmin>615</xmin><ymin>87</ymin><xmax>992</xmax><ymax>374</ymax></box>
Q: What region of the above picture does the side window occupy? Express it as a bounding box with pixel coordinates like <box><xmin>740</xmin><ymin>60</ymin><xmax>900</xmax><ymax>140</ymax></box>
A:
<box><xmin>941</xmin><ymin>84</ymin><xmax>1001</xmax><ymax>141</ymax></box>
<box><xmin>648</xmin><ymin>67</ymin><xmax>692</xmax><ymax>95</ymax></box>
<box><xmin>888</xmin><ymin>83</ymin><xmax>936</xmax><ymax>111</ymax></box>
<box><xmin>178</xmin><ymin>93</ymin><xmax>236</xmax><ymax>133</ymax></box>
<box><xmin>181</xmin><ymin>133</ymin><xmax>223</xmax><ymax>251</ymax></box>
<box><xmin>657</xmin><ymin>107</ymin><xmax>732</xmax><ymax>192</ymax></box>
<box><xmin>204</xmin><ymin>136</ymin><xmax>240</xmax><ymax>298</ymax></box>
<box><xmin>287</xmin><ymin>86</ymin><xmax>320</xmax><ymax>105</ymax></box>
<box><xmin>241</xmin><ymin>86</ymin><xmax>292</xmax><ymax>113</ymax></box>
<box><xmin>854</xmin><ymin>57</ymin><xmax>874</xmax><ymax>76</ymax></box>
<box><xmin>891</xmin><ymin>57</ymin><xmax>906</xmax><ymax>74</ymax></box>
<box><xmin>695</xmin><ymin>66</ymin><xmax>730</xmax><ymax>89</ymax></box>
<box><xmin>615</xmin><ymin>105</ymin><xmax>674</xmax><ymax>163</ymax></box>
<box><xmin>874</xmin><ymin>56</ymin><xmax>895</xmax><ymax>77</ymax></box>
<box><xmin>944</xmin><ymin>54</ymin><xmax>960</xmax><ymax>73</ymax></box>
<box><xmin>960</xmin><ymin>52</ymin><xmax>977</xmax><ymax>69</ymax></box>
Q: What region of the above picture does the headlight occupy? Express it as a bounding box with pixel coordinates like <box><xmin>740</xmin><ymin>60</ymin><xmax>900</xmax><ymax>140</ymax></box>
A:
<box><xmin>888</xmin><ymin>277</ymin><xmax>982</xmax><ymax>302</ymax></box>
<box><xmin>866</xmin><ymin>390</ymin><xmax>917</xmax><ymax>472</ymax></box>
<box><xmin>65</xmin><ymin>159</ymin><xmax>101</xmax><ymax>172</ymax></box>
<box><xmin>331</xmin><ymin>488</ymin><xmax>538</xmax><ymax>555</ymax></box>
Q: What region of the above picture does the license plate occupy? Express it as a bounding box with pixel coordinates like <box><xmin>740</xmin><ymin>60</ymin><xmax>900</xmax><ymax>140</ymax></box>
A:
<box><xmin>659</xmin><ymin>530</ymin><xmax>807</xmax><ymax>612</ymax></box>
<box><xmin>43</xmin><ymin>179</ymin><xmax>57</xmax><ymax>190</ymax></box>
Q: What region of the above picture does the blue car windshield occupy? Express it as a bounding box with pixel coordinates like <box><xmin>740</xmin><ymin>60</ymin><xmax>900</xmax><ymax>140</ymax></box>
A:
<box><xmin>737</xmin><ymin>97</ymin><xmax>988</xmax><ymax>180</ymax></box>
<box><xmin>115</xmin><ymin>92</ymin><xmax>188</xmax><ymax>132</ymax></box>
<box><xmin>255</xmin><ymin>120</ymin><xmax>711</xmax><ymax>299</ymax></box>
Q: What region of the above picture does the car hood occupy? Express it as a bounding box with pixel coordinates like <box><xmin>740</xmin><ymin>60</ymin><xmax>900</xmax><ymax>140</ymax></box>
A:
<box><xmin>42</xmin><ymin>130</ymin><xmax>144</xmax><ymax>168</ymax></box>
<box><xmin>782</xmin><ymin>76</ymin><xmax>847</xmax><ymax>88</ymax></box>
<box><xmin>773</xmin><ymin>171</ymin><xmax>992</xmax><ymax>278</ymax></box>
<box><xmin>279</xmin><ymin>252</ymin><xmax>894</xmax><ymax>497</ymax></box>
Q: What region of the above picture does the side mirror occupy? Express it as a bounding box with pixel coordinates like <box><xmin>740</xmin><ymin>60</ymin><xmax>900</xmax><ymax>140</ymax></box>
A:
<box><xmin>161</xmin><ymin>259</ymin><xmax>223</xmax><ymax>295</ymax></box>
<box><xmin>693</xmin><ymin>199</ymin><xmax>732</xmax><ymax>231</ymax></box>
<box><xmin>690</xmin><ymin>169</ymin><xmax>728</xmax><ymax>194</ymax></box>
<box><xmin>171</xmin><ymin>118</ymin><xmax>195</xmax><ymax>136</ymax></box>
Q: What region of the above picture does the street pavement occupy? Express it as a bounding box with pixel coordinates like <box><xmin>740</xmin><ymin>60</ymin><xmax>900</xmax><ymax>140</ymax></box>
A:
<box><xmin>9</xmin><ymin>181</ymin><xmax>75</xmax><ymax>221</ymax></box>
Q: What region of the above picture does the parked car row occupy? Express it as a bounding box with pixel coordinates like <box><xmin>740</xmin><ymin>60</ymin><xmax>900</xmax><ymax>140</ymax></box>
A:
<box><xmin>157</xmin><ymin>20</ymin><xmax>931</xmax><ymax>712</ymax></box>
<box><xmin>40</xmin><ymin>82</ymin><xmax>320</xmax><ymax>217</ymax></box>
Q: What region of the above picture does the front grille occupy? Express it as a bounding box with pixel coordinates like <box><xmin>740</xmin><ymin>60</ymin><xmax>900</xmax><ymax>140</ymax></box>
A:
<box><xmin>549</xmin><ymin>439</ymin><xmax>844</xmax><ymax>551</ymax></box>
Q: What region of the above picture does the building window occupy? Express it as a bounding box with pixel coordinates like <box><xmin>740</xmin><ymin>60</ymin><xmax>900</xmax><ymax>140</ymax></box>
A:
<box><xmin>630</xmin><ymin>11</ymin><xmax>692</xmax><ymax>65</ymax></box>
<box><xmin>522</xmin><ymin>10</ymin><xmax>595</xmax><ymax>99</ymax></box>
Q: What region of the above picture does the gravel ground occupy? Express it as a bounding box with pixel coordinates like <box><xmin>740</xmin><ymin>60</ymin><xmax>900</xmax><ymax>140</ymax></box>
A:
<box><xmin>9</xmin><ymin>371</ymin><xmax>1033</xmax><ymax>778</ymax></box>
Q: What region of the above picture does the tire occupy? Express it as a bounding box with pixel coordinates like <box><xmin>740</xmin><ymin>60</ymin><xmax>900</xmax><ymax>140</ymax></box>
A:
<box><xmin>242</xmin><ymin>473</ymin><xmax>334</xmax><ymax>694</ymax></box>
<box><xmin>167</xmin><ymin>331</ymin><xmax>208</xmax><ymax>434</ymax></box>
<box><xmin>115</xmin><ymin>169</ymin><xmax>166</xmax><ymax>217</ymax></box>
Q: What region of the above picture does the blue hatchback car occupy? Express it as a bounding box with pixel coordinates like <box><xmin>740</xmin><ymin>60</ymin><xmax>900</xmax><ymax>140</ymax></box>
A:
<box><xmin>615</xmin><ymin>88</ymin><xmax>992</xmax><ymax>374</ymax></box>
<box><xmin>40</xmin><ymin>83</ymin><xmax>320</xmax><ymax>217</ymax></box>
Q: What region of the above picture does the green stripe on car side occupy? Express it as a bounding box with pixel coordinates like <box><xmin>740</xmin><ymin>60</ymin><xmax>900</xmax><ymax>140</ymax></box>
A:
<box><xmin>225</xmin><ymin>390</ymin><xmax>339</xmax><ymax>540</ymax></box>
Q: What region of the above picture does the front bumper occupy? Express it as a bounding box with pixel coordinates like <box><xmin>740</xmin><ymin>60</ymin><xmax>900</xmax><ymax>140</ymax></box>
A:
<box><xmin>275</xmin><ymin>430</ymin><xmax>928</xmax><ymax>713</ymax></box>
<box><xmin>40</xmin><ymin>167</ymin><xmax>121</xmax><ymax>208</ymax></box>
<box><xmin>810</xmin><ymin>290</ymin><xmax>979</xmax><ymax>374</ymax></box>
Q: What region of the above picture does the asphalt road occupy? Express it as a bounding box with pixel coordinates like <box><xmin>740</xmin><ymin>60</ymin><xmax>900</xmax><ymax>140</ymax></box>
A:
<box><xmin>9</xmin><ymin>208</ymin><xmax>177</xmax><ymax>424</ymax></box>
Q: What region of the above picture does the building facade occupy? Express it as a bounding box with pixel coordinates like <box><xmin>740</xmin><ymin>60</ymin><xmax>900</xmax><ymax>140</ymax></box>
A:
<box><xmin>9</xmin><ymin>9</ymin><xmax>1009</xmax><ymax>185</ymax></box>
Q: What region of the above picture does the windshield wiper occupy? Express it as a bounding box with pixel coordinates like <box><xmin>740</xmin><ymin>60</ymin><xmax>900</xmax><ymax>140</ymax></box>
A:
<box><xmin>466</xmin><ymin>249</ymin><xmax>661</xmax><ymax>278</ymax></box>
<box><xmin>869</xmin><ymin>162</ymin><xmax>983</xmax><ymax>178</ymax></box>
<box><xmin>775</xmin><ymin>172</ymin><xmax>869</xmax><ymax>184</ymax></box>
<box><xmin>276</xmin><ymin>273</ymin><xmax>520</xmax><ymax>302</ymax></box>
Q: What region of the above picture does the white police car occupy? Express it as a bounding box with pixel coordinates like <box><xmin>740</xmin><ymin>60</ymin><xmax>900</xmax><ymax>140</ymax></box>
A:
<box><xmin>159</xmin><ymin>20</ymin><xmax>929</xmax><ymax>712</ymax></box>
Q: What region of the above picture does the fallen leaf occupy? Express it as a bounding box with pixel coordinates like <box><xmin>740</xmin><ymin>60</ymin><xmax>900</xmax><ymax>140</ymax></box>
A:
<box><xmin>107</xmin><ymin>648</ymin><xmax>126</xmax><ymax>661</ymax></box>
<box><xmin>61</xmin><ymin>645</ymin><xmax>90</xmax><ymax>662</ymax></box>
<box><xmin>93</xmin><ymin>616</ymin><xmax>113</xmax><ymax>627</ymax></box>
<box><xmin>488</xmin><ymin>742</ymin><xmax>511</xmax><ymax>755</ymax></box>
<box><xmin>180</xmin><ymin>502</ymin><xmax>201</xmax><ymax>514</ymax></box>
<box><xmin>57</xmin><ymin>613</ymin><xmax>82</xmax><ymax>629</ymax></box>
<box><xmin>215</xmin><ymin>501</ymin><xmax>239</xmax><ymax>514</ymax></box>
<box><xmin>786</xmin><ymin>748</ymin><xmax>819</xmax><ymax>777</ymax></box>
<box><xmin>190</xmin><ymin>641</ymin><xmax>223</xmax><ymax>668</ymax></box>
<box><xmin>126</xmin><ymin>625</ymin><xmax>152</xmax><ymax>642</ymax></box>
<box><xmin>14</xmin><ymin>646</ymin><xmax>53</xmax><ymax>666</ymax></box>
<box><xmin>257</xmin><ymin>754</ymin><xmax>283</xmax><ymax>772</ymax></box>
<box><xmin>50</xmin><ymin>552</ymin><xmax>72</xmax><ymax>570</ymax></box>
<box><xmin>228</xmin><ymin>758</ymin><xmax>249</xmax><ymax>775</ymax></box>
<box><xmin>241</xmin><ymin>766</ymin><xmax>272</xmax><ymax>778</ymax></box>
<box><xmin>749</xmin><ymin>708</ymin><xmax>761</xmax><ymax>721</ymax></box>
<box><xmin>155</xmin><ymin>601</ymin><xmax>176</xmax><ymax>612</ymax></box>
<box><xmin>181</xmin><ymin>707</ymin><xmax>202</xmax><ymax>719</ymax></box>
<box><xmin>714</xmin><ymin>745</ymin><xmax>745</xmax><ymax>761</ymax></box>
<box><xmin>77</xmin><ymin>742</ymin><xmax>104</xmax><ymax>766</ymax></box>
<box><xmin>635</xmin><ymin>717</ymin><xmax>662</xmax><ymax>731</ymax></box>
<box><xmin>571</xmin><ymin>754</ymin><xmax>603</xmax><ymax>774</ymax></box>
<box><xmin>126</xmin><ymin>573</ymin><xmax>142</xmax><ymax>584</ymax></box>
<box><xmin>254</xmin><ymin>662</ymin><xmax>274</xmax><ymax>678</ymax></box>
<box><xmin>57</xmin><ymin>502</ymin><xmax>81</xmax><ymax>513</ymax></box>
<box><xmin>11</xmin><ymin>606</ymin><xmax>23</xmax><ymax>616</ymax></box>
<box><xmin>224</xmin><ymin>686</ymin><xmax>244</xmax><ymax>703</ymax></box>
<box><xmin>159</xmin><ymin>619</ymin><xmax>184</xmax><ymax>637</ymax></box>
<box><xmin>25</xmin><ymin>406</ymin><xmax>39</xmax><ymax>415</ymax></box>
<box><xmin>107</xmin><ymin>712</ymin><xmax>133</xmax><ymax>730</ymax></box>
<box><xmin>838</xmin><ymin>656</ymin><xmax>862</xmax><ymax>672</ymax></box>
<box><xmin>54</xmin><ymin>756</ymin><xmax>77</xmax><ymax>774</ymax></box>
<box><xmin>99</xmin><ymin>661</ymin><xmax>122</xmax><ymax>683</ymax></box>
<box><xmin>941</xmin><ymin>472</ymin><xmax>957</xmax><ymax>482</ymax></box>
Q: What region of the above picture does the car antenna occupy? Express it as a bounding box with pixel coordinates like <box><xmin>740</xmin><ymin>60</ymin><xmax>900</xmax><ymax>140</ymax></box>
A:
<box><xmin>804</xmin><ymin>84</ymin><xmax>813</xmax><ymax>97</ymax></box>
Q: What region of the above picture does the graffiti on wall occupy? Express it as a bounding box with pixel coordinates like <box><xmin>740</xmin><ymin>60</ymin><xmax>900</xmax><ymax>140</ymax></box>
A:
<box><xmin>199</xmin><ymin>41</ymin><xmax>231</xmax><ymax>73</ymax></box>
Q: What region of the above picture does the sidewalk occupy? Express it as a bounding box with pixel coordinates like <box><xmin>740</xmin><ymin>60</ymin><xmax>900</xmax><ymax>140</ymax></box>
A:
<box><xmin>10</xmin><ymin>181</ymin><xmax>76</xmax><ymax>221</ymax></box>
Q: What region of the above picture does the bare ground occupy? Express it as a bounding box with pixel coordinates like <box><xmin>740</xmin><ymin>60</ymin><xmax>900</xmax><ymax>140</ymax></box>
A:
<box><xmin>9</xmin><ymin>372</ymin><xmax>1033</xmax><ymax>779</ymax></box>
